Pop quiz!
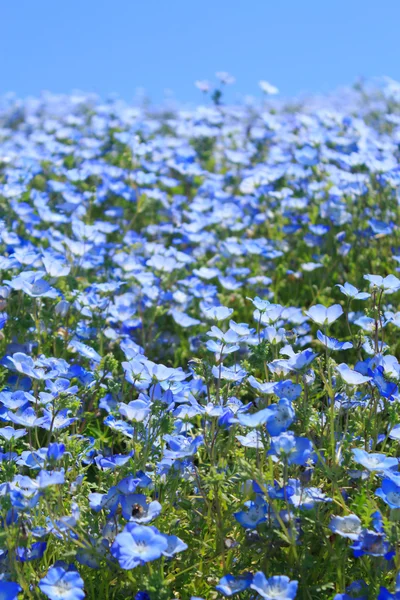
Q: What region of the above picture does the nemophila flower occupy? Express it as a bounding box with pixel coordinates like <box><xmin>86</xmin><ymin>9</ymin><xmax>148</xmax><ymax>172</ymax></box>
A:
<box><xmin>287</xmin><ymin>349</ymin><xmax>317</xmax><ymax>372</ymax></box>
<box><xmin>8</xmin><ymin>406</ymin><xmax>47</xmax><ymax>428</ymax></box>
<box><xmin>352</xmin><ymin>449</ymin><xmax>398</xmax><ymax>472</ymax></box>
<box><xmin>54</xmin><ymin>299</ymin><xmax>70</xmax><ymax>317</ymax></box>
<box><xmin>389</xmin><ymin>424</ymin><xmax>400</xmax><ymax>441</ymax></box>
<box><xmin>378</xmin><ymin>588</ymin><xmax>400</xmax><ymax>599</ymax></box>
<box><xmin>16</xmin><ymin>541</ymin><xmax>47</xmax><ymax>561</ymax></box>
<box><xmin>103</xmin><ymin>415</ymin><xmax>134</xmax><ymax>438</ymax></box>
<box><xmin>363</xmin><ymin>274</ymin><xmax>400</xmax><ymax>294</ymax></box>
<box><xmin>247</xmin><ymin>375</ymin><xmax>276</xmax><ymax>394</ymax></box>
<box><xmin>212</xmin><ymin>364</ymin><xmax>247</xmax><ymax>382</ymax></box>
<box><xmin>95</xmin><ymin>451</ymin><xmax>134</xmax><ymax>471</ymax></box>
<box><xmin>145</xmin><ymin>362</ymin><xmax>187</xmax><ymax>384</ymax></box>
<box><xmin>216</xmin><ymin>573</ymin><xmax>253</xmax><ymax>596</ymax></box>
<box><xmin>0</xmin><ymin>582</ymin><xmax>22</xmax><ymax>600</ymax></box>
<box><xmin>237</xmin><ymin>407</ymin><xmax>273</xmax><ymax>428</ymax></box>
<box><xmin>351</xmin><ymin>529</ymin><xmax>394</xmax><ymax>559</ymax></box>
<box><xmin>5</xmin><ymin>271</ymin><xmax>58</xmax><ymax>298</ymax></box>
<box><xmin>206</xmin><ymin>339</ymin><xmax>240</xmax><ymax>359</ymax></box>
<box><xmin>203</xmin><ymin>305</ymin><xmax>233</xmax><ymax>321</ymax></box>
<box><xmin>250</xmin><ymin>572</ymin><xmax>298</xmax><ymax>599</ymax></box>
<box><xmin>336</xmin><ymin>282</ymin><xmax>370</xmax><ymax>300</ymax></box>
<box><xmin>0</xmin><ymin>311</ymin><xmax>8</xmax><ymax>330</ymax></box>
<box><xmin>234</xmin><ymin>495</ymin><xmax>268</xmax><ymax>529</ymax></box>
<box><xmin>47</xmin><ymin>443</ymin><xmax>66</xmax><ymax>462</ymax></box>
<box><xmin>369</xmin><ymin>366</ymin><xmax>398</xmax><ymax>398</ymax></box>
<box><xmin>161</xmin><ymin>534</ymin><xmax>188</xmax><ymax>557</ymax></box>
<box><xmin>334</xmin><ymin>580</ymin><xmax>369</xmax><ymax>600</ymax></box>
<box><xmin>122</xmin><ymin>359</ymin><xmax>152</xmax><ymax>389</ymax></box>
<box><xmin>377</xmin><ymin>573</ymin><xmax>400</xmax><ymax>599</ymax></box>
<box><xmin>2</xmin><ymin>352</ymin><xmax>46</xmax><ymax>379</ymax></box>
<box><xmin>301</xmin><ymin>262</ymin><xmax>323</xmax><ymax>272</ymax></box>
<box><xmin>38</xmin><ymin>565</ymin><xmax>85</xmax><ymax>600</ymax></box>
<box><xmin>273</xmin><ymin>380</ymin><xmax>302</xmax><ymax>401</ymax></box>
<box><xmin>42</xmin><ymin>250</ymin><xmax>70</xmax><ymax>277</ymax></box>
<box><xmin>111</xmin><ymin>523</ymin><xmax>168</xmax><ymax>569</ymax></box>
<box><xmin>170</xmin><ymin>309</ymin><xmax>200</xmax><ymax>327</ymax></box>
<box><xmin>317</xmin><ymin>330</ymin><xmax>353</xmax><ymax>351</ymax></box>
<box><xmin>265</xmin><ymin>326</ymin><xmax>287</xmax><ymax>345</ymax></box>
<box><xmin>270</xmin><ymin>349</ymin><xmax>317</xmax><ymax>375</ymax></box>
<box><xmin>5</xmin><ymin>82</ymin><xmax>400</xmax><ymax>598</ymax></box>
<box><xmin>287</xmin><ymin>479</ymin><xmax>331</xmax><ymax>509</ymax></box>
<box><xmin>376</xmin><ymin>478</ymin><xmax>400</xmax><ymax>508</ymax></box>
<box><xmin>89</xmin><ymin>475</ymin><xmax>148</xmax><ymax>518</ymax></box>
<box><xmin>305</xmin><ymin>303</ymin><xmax>343</xmax><ymax>325</ymax></box>
<box><xmin>118</xmin><ymin>400</ymin><xmax>151</xmax><ymax>422</ymax></box>
<box><xmin>269</xmin><ymin>433</ymin><xmax>316</xmax><ymax>466</ymax></box>
<box><xmin>265</xmin><ymin>399</ymin><xmax>295</xmax><ymax>436</ymax></box>
<box><xmin>68</xmin><ymin>339</ymin><xmax>101</xmax><ymax>363</ymax></box>
<box><xmin>0</xmin><ymin>426</ymin><xmax>27</xmax><ymax>441</ymax></box>
<box><xmin>254</xmin><ymin>304</ymin><xmax>284</xmax><ymax>325</ymax></box>
<box><xmin>41</xmin><ymin>409</ymin><xmax>76</xmax><ymax>431</ymax></box>
<box><xmin>163</xmin><ymin>434</ymin><xmax>204</xmax><ymax>459</ymax></box>
<box><xmin>336</xmin><ymin>364</ymin><xmax>372</xmax><ymax>385</ymax></box>
<box><xmin>249</xmin><ymin>297</ymin><xmax>272</xmax><ymax>312</ymax></box>
<box><xmin>329</xmin><ymin>514</ymin><xmax>362</xmax><ymax>540</ymax></box>
<box><xmin>236</xmin><ymin>430</ymin><xmax>265</xmax><ymax>448</ymax></box>
<box><xmin>134</xmin><ymin>593</ymin><xmax>151</xmax><ymax>600</ymax></box>
<box><xmin>122</xmin><ymin>494</ymin><xmax>162</xmax><ymax>523</ymax></box>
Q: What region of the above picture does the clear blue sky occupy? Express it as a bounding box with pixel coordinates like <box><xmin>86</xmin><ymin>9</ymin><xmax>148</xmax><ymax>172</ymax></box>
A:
<box><xmin>2</xmin><ymin>0</ymin><xmax>400</xmax><ymax>103</ymax></box>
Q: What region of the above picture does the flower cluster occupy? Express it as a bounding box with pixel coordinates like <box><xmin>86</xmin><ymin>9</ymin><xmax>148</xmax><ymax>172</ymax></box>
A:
<box><xmin>1</xmin><ymin>75</ymin><xmax>400</xmax><ymax>598</ymax></box>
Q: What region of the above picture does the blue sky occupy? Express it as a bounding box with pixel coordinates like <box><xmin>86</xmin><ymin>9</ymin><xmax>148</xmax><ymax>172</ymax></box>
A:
<box><xmin>2</xmin><ymin>0</ymin><xmax>400</xmax><ymax>103</ymax></box>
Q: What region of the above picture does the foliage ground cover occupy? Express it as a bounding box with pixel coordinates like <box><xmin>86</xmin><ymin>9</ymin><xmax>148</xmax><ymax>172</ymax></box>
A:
<box><xmin>2</xmin><ymin>76</ymin><xmax>400</xmax><ymax>599</ymax></box>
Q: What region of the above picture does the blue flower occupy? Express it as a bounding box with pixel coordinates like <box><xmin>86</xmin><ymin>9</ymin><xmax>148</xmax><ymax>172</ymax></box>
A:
<box><xmin>237</xmin><ymin>407</ymin><xmax>273</xmax><ymax>428</ymax></box>
<box><xmin>38</xmin><ymin>565</ymin><xmax>85</xmax><ymax>600</ymax></box>
<box><xmin>265</xmin><ymin>399</ymin><xmax>295</xmax><ymax>436</ymax></box>
<box><xmin>364</xmin><ymin>274</ymin><xmax>400</xmax><ymax>293</ymax></box>
<box><xmin>334</xmin><ymin>579</ymin><xmax>369</xmax><ymax>599</ymax></box>
<box><xmin>234</xmin><ymin>495</ymin><xmax>268</xmax><ymax>529</ymax></box>
<box><xmin>121</xmin><ymin>494</ymin><xmax>162</xmax><ymax>523</ymax></box>
<box><xmin>0</xmin><ymin>427</ymin><xmax>27</xmax><ymax>441</ymax></box>
<box><xmin>216</xmin><ymin>573</ymin><xmax>253</xmax><ymax>596</ymax></box>
<box><xmin>47</xmin><ymin>443</ymin><xmax>66</xmax><ymax>462</ymax></box>
<box><xmin>250</xmin><ymin>572</ymin><xmax>298</xmax><ymax>599</ymax></box>
<box><xmin>161</xmin><ymin>534</ymin><xmax>188</xmax><ymax>557</ymax></box>
<box><xmin>352</xmin><ymin>449</ymin><xmax>398</xmax><ymax>472</ymax></box>
<box><xmin>110</xmin><ymin>523</ymin><xmax>168</xmax><ymax>569</ymax></box>
<box><xmin>317</xmin><ymin>330</ymin><xmax>352</xmax><ymax>351</ymax></box>
<box><xmin>369</xmin><ymin>366</ymin><xmax>398</xmax><ymax>398</ymax></box>
<box><xmin>203</xmin><ymin>305</ymin><xmax>233</xmax><ymax>321</ymax></box>
<box><xmin>376</xmin><ymin>478</ymin><xmax>400</xmax><ymax>508</ymax></box>
<box><xmin>0</xmin><ymin>581</ymin><xmax>22</xmax><ymax>600</ymax></box>
<box><xmin>118</xmin><ymin>400</ymin><xmax>151</xmax><ymax>422</ymax></box>
<box><xmin>336</xmin><ymin>282</ymin><xmax>370</xmax><ymax>300</ymax></box>
<box><xmin>287</xmin><ymin>479</ymin><xmax>332</xmax><ymax>509</ymax></box>
<box><xmin>16</xmin><ymin>541</ymin><xmax>47</xmax><ymax>562</ymax></box>
<box><xmin>305</xmin><ymin>303</ymin><xmax>343</xmax><ymax>326</ymax></box>
<box><xmin>329</xmin><ymin>515</ymin><xmax>362</xmax><ymax>540</ymax></box>
<box><xmin>378</xmin><ymin>587</ymin><xmax>400</xmax><ymax>599</ymax></box>
<box><xmin>336</xmin><ymin>364</ymin><xmax>372</xmax><ymax>385</ymax></box>
<box><xmin>377</xmin><ymin>573</ymin><xmax>400</xmax><ymax>599</ymax></box>
<box><xmin>269</xmin><ymin>433</ymin><xmax>316</xmax><ymax>466</ymax></box>
<box><xmin>351</xmin><ymin>528</ymin><xmax>393</xmax><ymax>559</ymax></box>
<box><xmin>273</xmin><ymin>380</ymin><xmax>302</xmax><ymax>400</ymax></box>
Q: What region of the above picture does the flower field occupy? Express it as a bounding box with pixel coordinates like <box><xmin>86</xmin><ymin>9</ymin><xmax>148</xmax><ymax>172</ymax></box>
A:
<box><xmin>2</xmin><ymin>77</ymin><xmax>400</xmax><ymax>599</ymax></box>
